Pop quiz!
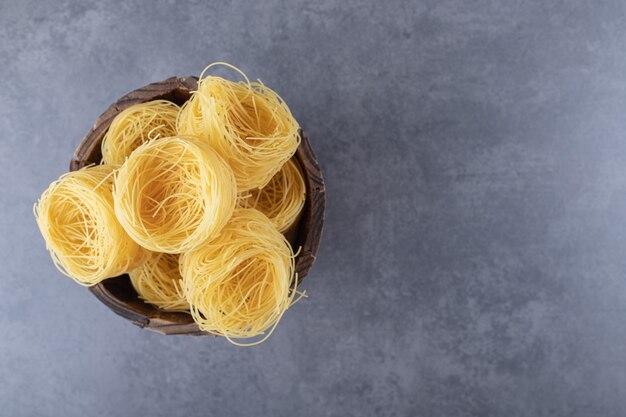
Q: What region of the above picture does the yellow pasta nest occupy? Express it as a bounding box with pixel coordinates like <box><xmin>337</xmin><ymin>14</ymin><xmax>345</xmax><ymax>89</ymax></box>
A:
<box><xmin>177</xmin><ymin>63</ymin><xmax>300</xmax><ymax>192</ymax></box>
<box><xmin>34</xmin><ymin>165</ymin><xmax>147</xmax><ymax>286</ymax></box>
<box><xmin>113</xmin><ymin>135</ymin><xmax>237</xmax><ymax>253</ymax></box>
<box><xmin>180</xmin><ymin>208</ymin><xmax>302</xmax><ymax>346</ymax></box>
<box><xmin>35</xmin><ymin>63</ymin><xmax>311</xmax><ymax>346</ymax></box>
<box><xmin>129</xmin><ymin>252</ymin><xmax>188</xmax><ymax>312</ymax></box>
<box><xmin>238</xmin><ymin>159</ymin><xmax>306</xmax><ymax>233</ymax></box>
<box><xmin>101</xmin><ymin>100</ymin><xmax>179</xmax><ymax>165</ymax></box>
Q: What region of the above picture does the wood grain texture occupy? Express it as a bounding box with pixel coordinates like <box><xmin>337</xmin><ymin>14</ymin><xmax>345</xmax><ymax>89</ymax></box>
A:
<box><xmin>70</xmin><ymin>77</ymin><xmax>325</xmax><ymax>335</ymax></box>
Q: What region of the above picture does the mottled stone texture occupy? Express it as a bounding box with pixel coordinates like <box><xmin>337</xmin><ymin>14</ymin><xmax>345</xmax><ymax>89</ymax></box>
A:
<box><xmin>2</xmin><ymin>0</ymin><xmax>626</xmax><ymax>416</ymax></box>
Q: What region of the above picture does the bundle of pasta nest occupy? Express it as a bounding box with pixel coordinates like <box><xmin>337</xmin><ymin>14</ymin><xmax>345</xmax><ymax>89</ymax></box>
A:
<box><xmin>34</xmin><ymin>63</ymin><xmax>307</xmax><ymax>346</ymax></box>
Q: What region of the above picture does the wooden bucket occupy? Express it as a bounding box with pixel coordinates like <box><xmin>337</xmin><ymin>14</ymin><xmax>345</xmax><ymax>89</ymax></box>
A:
<box><xmin>70</xmin><ymin>76</ymin><xmax>325</xmax><ymax>335</ymax></box>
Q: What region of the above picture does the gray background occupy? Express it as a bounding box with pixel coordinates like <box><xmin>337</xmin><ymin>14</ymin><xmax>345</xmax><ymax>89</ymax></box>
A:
<box><xmin>1</xmin><ymin>0</ymin><xmax>626</xmax><ymax>416</ymax></box>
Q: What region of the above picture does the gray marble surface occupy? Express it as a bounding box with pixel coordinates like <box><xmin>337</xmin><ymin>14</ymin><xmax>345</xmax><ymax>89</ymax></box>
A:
<box><xmin>2</xmin><ymin>0</ymin><xmax>626</xmax><ymax>416</ymax></box>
